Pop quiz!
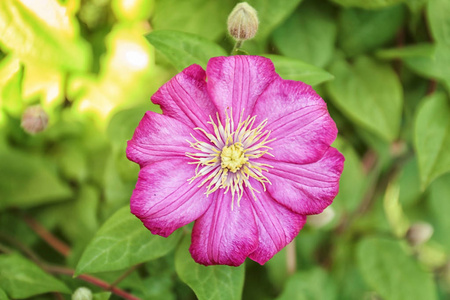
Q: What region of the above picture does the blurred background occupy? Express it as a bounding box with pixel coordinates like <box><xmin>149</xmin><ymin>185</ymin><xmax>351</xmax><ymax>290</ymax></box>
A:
<box><xmin>0</xmin><ymin>0</ymin><xmax>449</xmax><ymax>299</ymax></box>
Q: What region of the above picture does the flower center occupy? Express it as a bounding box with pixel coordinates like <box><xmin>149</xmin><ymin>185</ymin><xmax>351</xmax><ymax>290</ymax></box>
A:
<box><xmin>186</xmin><ymin>110</ymin><xmax>274</xmax><ymax>208</ymax></box>
<box><xmin>220</xmin><ymin>143</ymin><xmax>247</xmax><ymax>172</ymax></box>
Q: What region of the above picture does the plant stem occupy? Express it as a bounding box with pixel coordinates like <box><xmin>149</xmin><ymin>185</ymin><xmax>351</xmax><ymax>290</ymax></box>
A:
<box><xmin>286</xmin><ymin>241</ymin><xmax>297</xmax><ymax>275</ymax></box>
<box><xmin>231</xmin><ymin>40</ymin><xmax>243</xmax><ymax>55</ymax></box>
<box><xmin>109</xmin><ymin>264</ymin><xmax>141</xmax><ymax>289</ymax></box>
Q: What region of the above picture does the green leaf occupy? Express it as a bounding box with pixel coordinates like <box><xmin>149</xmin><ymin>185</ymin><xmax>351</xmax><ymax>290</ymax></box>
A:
<box><xmin>76</xmin><ymin>206</ymin><xmax>182</xmax><ymax>275</ymax></box>
<box><xmin>376</xmin><ymin>43</ymin><xmax>436</xmax><ymax>60</ymax></box>
<box><xmin>0</xmin><ymin>150</ymin><xmax>72</xmax><ymax>210</ymax></box>
<box><xmin>0</xmin><ymin>288</ymin><xmax>8</xmax><ymax>300</ymax></box>
<box><xmin>272</xmin><ymin>0</ymin><xmax>336</xmax><ymax>67</ymax></box>
<box><xmin>427</xmin><ymin>0</ymin><xmax>450</xmax><ymax>45</ymax></box>
<box><xmin>326</xmin><ymin>56</ymin><xmax>403</xmax><ymax>141</ymax></box>
<box><xmin>146</xmin><ymin>30</ymin><xmax>227</xmax><ymax>71</ymax></box>
<box><xmin>175</xmin><ymin>236</ymin><xmax>245</xmax><ymax>300</ymax></box>
<box><xmin>0</xmin><ymin>0</ymin><xmax>91</xmax><ymax>71</ymax></box>
<box><xmin>404</xmin><ymin>44</ymin><xmax>450</xmax><ymax>91</ymax></box>
<box><xmin>263</xmin><ymin>55</ymin><xmax>334</xmax><ymax>86</ymax></box>
<box><xmin>0</xmin><ymin>253</ymin><xmax>71</xmax><ymax>298</ymax></box>
<box><xmin>152</xmin><ymin>0</ymin><xmax>235</xmax><ymax>40</ymax></box>
<box><xmin>414</xmin><ymin>92</ymin><xmax>450</xmax><ymax>189</ymax></box>
<box><xmin>338</xmin><ymin>5</ymin><xmax>405</xmax><ymax>57</ymax></box>
<box><xmin>93</xmin><ymin>292</ymin><xmax>111</xmax><ymax>300</ymax></box>
<box><xmin>357</xmin><ymin>237</ymin><xmax>437</xmax><ymax>300</ymax></box>
<box><xmin>276</xmin><ymin>268</ymin><xmax>336</xmax><ymax>300</ymax></box>
<box><xmin>383</xmin><ymin>183</ymin><xmax>409</xmax><ymax>237</ymax></box>
<box><xmin>398</xmin><ymin>158</ymin><xmax>422</xmax><ymax>206</ymax></box>
<box><xmin>332</xmin><ymin>0</ymin><xmax>407</xmax><ymax>9</ymax></box>
<box><xmin>428</xmin><ymin>173</ymin><xmax>450</xmax><ymax>252</ymax></box>
<box><xmin>0</xmin><ymin>56</ymin><xmax>24</xmax><ymax>117</ymax></box>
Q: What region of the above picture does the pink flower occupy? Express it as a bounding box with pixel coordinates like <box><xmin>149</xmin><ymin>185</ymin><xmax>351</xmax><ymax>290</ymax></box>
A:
<box><xmin>127</xmin><ymin>56</ymin><xmax>344</xmax><ymax>266</ymax></box>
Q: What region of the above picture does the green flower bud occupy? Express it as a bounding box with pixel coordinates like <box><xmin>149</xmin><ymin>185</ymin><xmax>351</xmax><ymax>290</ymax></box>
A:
<box><xmin>72</xmin><ymin>287</ymin><xmax>92</xmax><ymax>300</ymax></box>
<box><xmin>21</xmin><ymin>105</ymin><xmax>49</xmax><ymax>135</ymax></box>
<box><xmin>227</xmin><ymin>2</ymin><xmax>259</xmax><ymax>41</ymax></box>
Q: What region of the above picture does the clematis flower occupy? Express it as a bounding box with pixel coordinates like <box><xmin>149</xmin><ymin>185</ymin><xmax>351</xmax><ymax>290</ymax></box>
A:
<box><xmin>127</xmin><ymin>55</ymin><xmax>344</xmax><ymax>266</ymax></box>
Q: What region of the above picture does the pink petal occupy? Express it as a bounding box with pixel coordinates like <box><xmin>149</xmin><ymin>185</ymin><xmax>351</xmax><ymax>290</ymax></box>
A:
<box><xmin>206</xmin><ymin>56</ymin><xmax>277</xmax><ymax>124</ymax></box>
<box><xmin>131</xmin><ymin>158</ymin><xmax>213</xmax><ymax>237</ymax></box>
<box><xmin>261</xmin><ymin>147</ymin><xmax>344</xmax><ymax>215</ymax></box>
<box><xmin>126</xmin><ymin>111</ymin><xmax>199</xmax><ymax>167</ymax></box>
<box><xmin>152</xmin><ymin>64</ymin><xmax>216</xmax><ymax>129</ymax></box>
<box><xmin>246</xmin><ymin>183</ymin><xmax>307</xmax><ymax>265</ymax></box>
<box><xmin>253</xmin><ymin>77</ymin><xmax>338</xmax><ymax>164</ymax></box>
<box><xmin>190</xmin><ymin>192</ymin><xmax>258</xmax><ymax>266</ymax></box>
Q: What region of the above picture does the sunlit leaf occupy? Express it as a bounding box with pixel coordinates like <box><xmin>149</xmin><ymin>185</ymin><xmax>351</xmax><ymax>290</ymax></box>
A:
<box><xmin>272</xmin><ymin>1</ymin><xmax>336</xmax><ymax>67</ymax></box>
<box><xmin>276</xmin><ymin>267</ymin><xmax>336</xmax><ymax>300</ymax></box>
<box><xmin>357</xmin><ymin>237</ymin><xmax>437</xmax><ymax>300</ymax></box>
<box><xmin>0</xmin><ymin>253</ymin><xmax>71</xmax><ymax>298</ymax></box>
<box><xmin>263</xmin><ymin>55</ymin><xmax>334</xmax><ymax>86</ymax></box>
<box><xmin>326</xmin><ymin>56</ymin><xmax>403</xmax><ymax>141</ymax></box>
<box><xmin>0</xmin><ymin>0</ymin><xmax>91</xmax><ymax>71</ymax></box>
<box><xmin>376</xmin><ymin>43</ymin><xmax>435</xmax><ymax>60</ymax></box>
<box><xmin>146</xmin><ymin>30</ymin><xmax>227</xmax><ymax>71</ymax></box>
<box><xmin>414</xmin><ymin>92</ymin><xmax>450</xmax><ymax>189</ymax></box>
<box><xmin>76</xmin><ymin>206</ymin><xmax>182</xmax><ymax>275</ymax></box>
<box><xmin>175</xmin><ymin>236</ymin><xmax>245</xmax><ymax>300</ymax></box>
<box><xmin>383</xmin><ymin>183</ymin><xmax>409</xmax><ymax>237</ymax></box>
<box><xmin>332</xmin><ymin>0</ymin><xmax>407</xmax><ymax>9</ymax></box>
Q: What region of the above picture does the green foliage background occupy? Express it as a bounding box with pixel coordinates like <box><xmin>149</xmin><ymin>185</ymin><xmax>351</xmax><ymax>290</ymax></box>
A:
<box><xmin>1</xmin><ymin>0</ymin><xmax>450</xmax><ymax>299</ymax></box>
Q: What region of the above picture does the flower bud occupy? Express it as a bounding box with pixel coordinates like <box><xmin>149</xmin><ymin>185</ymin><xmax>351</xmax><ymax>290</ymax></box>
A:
<box><xmin>227</xmin><ymin>2</ymin><xmax>259</xmax><ymax>41</ymax></box>
<box><xmin>406</xmin><ymin>222</ymin><xmax>434</xmax><ymax>247</ymax></box>
<box><xmin>72</xmin><ymin>287</ymin><xmax>92</xmax><ymax>300</ymax></box>
<box><xmin>21</xmin><ymin>105</ymin><xmax>49</xmax><ymax>135</ymax></box>
<box><xmin>307</xmin><ymin>207</ymin><xmax>335</xmax><ymax>228</ymax></box>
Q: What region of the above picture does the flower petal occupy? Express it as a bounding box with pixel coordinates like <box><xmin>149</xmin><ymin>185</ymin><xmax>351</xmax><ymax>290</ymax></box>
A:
<box><xmin>190</xmin><ymin>192</ymin><xmax>258</xmax><ymax>266</ymax></box>
<box><xmin>152</xmin><ymin>64</ymin><xmax>216</xmax><ymax>129</ymax></box>
<box><xmin>261</xmin><ymin>147</ymin><xmax>344</xmax><ymax>215</ymax></box>
<box><xmin>131</xmin><ymin>158</ymin><xmax>213</xmax><ymax>237</ymax></box>
<box><xmin>253</xmin><ymin>78</ymin><xmax>338</xmax><ymax>164</ymax></box>
<box><xmin>246</xmin><ymin>184</ymin><xmax>307</xmax><ymax>265</ymax></box>
<box><xmin>126</xmin><ymin>111</ymin><xmax>197</xmax><ymax>167</ymax></box>
<box><xmin>206</xmin><ymin>56</ymin><xmax>277</xmax><ymax>123</ymax></box>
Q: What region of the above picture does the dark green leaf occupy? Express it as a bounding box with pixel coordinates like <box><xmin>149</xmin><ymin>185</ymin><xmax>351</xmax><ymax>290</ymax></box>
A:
<box><xmin>0</xmin><ymin>288</ymin><xmax>8</xmax><ymax>300</ymax></box>
<box><xmin>0</xmin><ymin>150</ymin><xmax>72</xmax><ymax>210</ymax></box>
<box><xmin>326</xmin><ymin>56</ymin><xmax>403</xmax><ymax>141</ymax></box>
<box><xmin>175</xmin><ymin>236</ymin><xmax>245</xmax><ymax>300</ymax></box>
<box><xmin>264</xmin><ymin>55</ymin><xmax>334</xmax><ymax>86</ymax></box>
<box><xmin>146</xmin><ymin>30</ymin><xmax>227</xmax><ymax>71</ymax></box>
<box><xmin>338</xmin><ymin>5</ymin><xmax>405</xmax><ymax>57</ymax></box>
<box><xmin>398</xmin><ymin>158</ymin><xmax>422</xmax><ymax>206</ymax></box>
<box><xmin>0</xmin><ymin>0</ymin><xmax>91</xmax><ymax>71</ymax></box>
<box><xmin>414</xmin><ymin>92</ymin><xmax>450</xmax><ymax>189</ymax></box>
<box><xmin>357</xmin><ymin>237</ymin><xmax>437</xmax><ymax>300</ymax></box>
<box><xmin>76</xmin><ymin>206</ymin><xmax>182</xmax><ymax>275</ymax></box>
<box><xmin>0</xmin><ymin>253</ymin><xmax>70</xmax><ymax>298</ymax></box>
<box><xmin>276</xmin><ymin>267</ymin><xmax>336</xmax><ymax>300</ymax></box>
<box><xmin>272</xmin><ymin>0</ymin><xmax>336</xmax><ymax>67</ymax></box>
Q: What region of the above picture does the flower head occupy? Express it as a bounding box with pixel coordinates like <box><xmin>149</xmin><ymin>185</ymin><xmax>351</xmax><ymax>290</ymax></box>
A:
<box><xmin>127</xmin><ymin>56</ymin><xmax>344</xmax><ymax>266</ymax></box>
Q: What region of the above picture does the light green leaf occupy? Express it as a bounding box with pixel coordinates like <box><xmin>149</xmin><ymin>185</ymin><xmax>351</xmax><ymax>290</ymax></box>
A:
<box><xmin>376</xmin><ymin>43</ymin><xmax>435</xmax><ymax>59</ymax></box>
<box><xmin>272</xmin><ymin>0</ymin><xmax>336</xmax><ymax>67</ymax></box>
<box><xmin>326</xmin><ymin>56</ymin><xmax>403</xmax><ymax>141</ymax></box>
<box><xmin>93</xmin><ymin>292</ymin><xmax>111</xmax><ymax>300</ymax></box>
<box><xmin>414</xmin><ymin>92</ymin><xmax>450</xmax><ymax>189</ymax></box>
<box><xmin>175</xmin><ymin>236</ymin><xmax>245</xmax><ymax>300</ymax></box>
<box><xmin>0</xmin><ymin>253</ymin><xmax>71</xmax><ymax>298</ymax></box>
<box><xmin>248</xmin><ymin>0</ymin><xmax>303</xmax><ymax>42</ymax></box>
<box><xmin>277</xmin><ymin>267</ymin><xmax>336</xmax><ymax>300</ymax></box>
<box><xmin>0</xmin><ymin>150</ymin><xmax>72</xmax><ymax>210</ymax></box>
<box><xmin>357</xmin><ymin>237</ymin><xmax>437</xmax><ymax>300</ymax></box>
<box><xmin>383</xmin><ymin>183</ymin><xmax>409</xmax><ymax>237</ymax></box>
<box><xmin>338</xmin><ymin>5</ymin><xmax>405</xmax><ymax>57</ymax></box>
<box><xmin>146</xmin><ymin>30</ymin><xmax>227</xmax><ymax>71</ymax></box>
<box><xmin>332</xmin><ymin>0</ymin><xmax>407</xmax><ymax>9</ymax></box>
<box><xmin>0</xmin><ymin>0</ymin><xmax>91</xmax><ymax>71</ymax></box>
<box><xmin>76</xmin><ymin>206</ymin><xmax>182</xmax><ymax>275</ymax></box>
<box><xmin>0</xmin><ymin>55</ymin><xmax>23</xmax><ymax>116</ymax></box>
<box><xmin>263</xmin><ymin>55</ymin><xmax>334</xmax><ymax>86</ymax></box>
<box><xmin>0</xmin><ymin>288</ymin><xmax>8</xmax><ymax>300</ymax></box>
<box><xmin>427</xmin><ymin>0</ymin><xmax>450</xmax><ymax>45</ymax></box>
<box><xmin>428</xmin><ymin>173</ymin><xmax>450</xmax><ymax>252</ymax></box>
<box><xmin>404</xmin><ymin>44</ymin><xmax>450</xmax><ymax>91</ymax></box>
<box><xmin>152</xmin><ymin>0</ymin><xmax>235</xmax><ymax>40</ymax></box>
